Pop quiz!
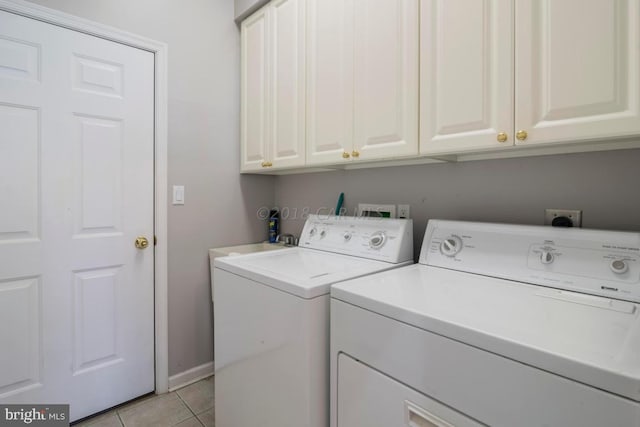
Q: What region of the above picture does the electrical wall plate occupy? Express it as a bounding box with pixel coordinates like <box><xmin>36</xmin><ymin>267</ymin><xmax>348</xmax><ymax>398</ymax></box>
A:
<box><xmin>397</xmin><ymin>204</ymin><xmax>410</xmax><ymax>219</ymax></box>
<box><xmin>545</xmin><ymin>209</ymin><xmax>582</xmax><ymax>227</ymax></box>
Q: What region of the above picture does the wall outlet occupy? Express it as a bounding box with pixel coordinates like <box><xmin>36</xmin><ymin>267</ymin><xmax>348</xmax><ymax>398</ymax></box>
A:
<box><xmin>544</xmin><ymin>209</ymin><xmax>582</xmax><ymax>227</ymax></box>
<box><xmin>397</xmin><ymin>204</ymin><xmax>410</xmax><ymax>219</ymax></box>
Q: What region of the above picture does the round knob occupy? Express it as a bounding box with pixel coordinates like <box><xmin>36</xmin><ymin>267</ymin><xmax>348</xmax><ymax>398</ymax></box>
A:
<box><xmin>610</xmin><ymin>259</ymin><xmax>629</xmax><ymax>274</ymax></box>
<box><xmin>352</xmin><ymin>150</ymin><xmax>360</xmax><ymax>158</ymax></box>
<box><xmin>369</xmin><ymin>232</ymin><xmax>386</xmax><ymax>249</ymax></box>
<box><xmin>343</xmin><ymin>232</ymin><xmax>352</xmax><ymax>241</ymax></box>
<box><xmin>319</xmin><ymin>230</ymin><xmax>327</xmax><ymax>239</ymax></box>
<box><xmin>440</xmin><ymin>236</ymin><xmax>462</xmax><ymax>257</ymax></box>
<box><xmin>497</xmin><ymin>132</ymin><xmax>508</xmax><ymax>143</ymax></box>
<box><xmin>135</xmin><ymin>236</ymin><xmax>149</xmax><ymax>249</ymax></box>
<box><xmin>540</xmin><ymin>251</ymin><xmax>554</xmax><ymax>264</ymax></box>
<box><xmin>516</xmin><ymin>130</ymin><xmax>528</xmax><ymax>141</ymax></box>
<box><xmin>342</xmin><ymin>152</ymin><xmax>351</xmax><ymax>159</ymax></box>
<box><xmin>309</xmin><ymin>227</ymin><xmax>317</xmax><ymax>237</ymax></box>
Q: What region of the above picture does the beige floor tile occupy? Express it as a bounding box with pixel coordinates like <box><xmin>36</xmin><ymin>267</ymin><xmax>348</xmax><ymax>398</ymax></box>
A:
<box><xmin>118</xmin><ymin>393</ymin><xmax>192</xmax><ymax>427</ymax></box>
<box><xmin>174</xmin><ymin>417</ymin><xmax>203</xmax><ymax>427</ymax></box>
<box><xmin>176</xmin><ymin>378</ymin><xmax>214</xmax><ymax>415</ymax></box>
<box><xmin>196</xmin><ymin>408</ymin><xmax>214</xmax><ymax>427</ymax></box>
<box><xmin>74</xmin><ymin>411</ymin><xmax>122</xmax><ymax>427</ymax></box>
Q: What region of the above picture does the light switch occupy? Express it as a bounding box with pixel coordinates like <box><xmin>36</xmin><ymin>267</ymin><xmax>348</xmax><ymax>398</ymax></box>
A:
<box><xmin>173</xmin><ymin>185</ymin><xmax>185</xmax><ymax>205</ymax></box>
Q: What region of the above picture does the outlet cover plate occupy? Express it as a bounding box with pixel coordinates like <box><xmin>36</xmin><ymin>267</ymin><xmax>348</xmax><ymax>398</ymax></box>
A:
<box><xmin>398</xmin><ymin>204</ymin><xmax>410</xmax><ymax>219</ymax></box>
<box><xmin>545</xmin><ymin>209</ymin><xmax>582</xmax><ymax>227</ymax></box>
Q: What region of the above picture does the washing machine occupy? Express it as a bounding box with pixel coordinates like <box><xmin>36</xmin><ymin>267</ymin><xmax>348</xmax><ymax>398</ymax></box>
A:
<box><xmin>331</xmin><ymin>220</ymin><xmax>640</xmax><ymax>427</ymax></box>
<box><xmin>213</xmin><ymin>214</ymin><xmax>413</xmax><ymax>427</ymax></box>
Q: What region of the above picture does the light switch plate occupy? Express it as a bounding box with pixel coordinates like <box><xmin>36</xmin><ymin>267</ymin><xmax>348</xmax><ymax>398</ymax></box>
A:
<box><xmin>173</xmin><ymin>185</ymin><xmax>185</xmax><ymax>205</ymax></box>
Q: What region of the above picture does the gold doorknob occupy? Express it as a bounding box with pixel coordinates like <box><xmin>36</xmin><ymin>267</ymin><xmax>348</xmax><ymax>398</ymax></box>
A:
<box><xmin>342</xmin><ymin>152</ymin><xmax>350</xmax><ymax>159</ymax></box>
<box><xmin>135</xmin><ymin>236</ymin><xmax>149</xmax><ymax>249</ymax></box>
<box><xmin>497</xmin><ymin>132</ymin><xmax>508</xmax><ymax>143</ymax></box>
<box><xmin>516</xmin><ymin>130</ymin><xmax>528</xmax><ymax>141</ymax></box>
<box><xmin>351</xmin><ymin>150</ymin><xmax>360</xmax><ymax>158</ymax></box>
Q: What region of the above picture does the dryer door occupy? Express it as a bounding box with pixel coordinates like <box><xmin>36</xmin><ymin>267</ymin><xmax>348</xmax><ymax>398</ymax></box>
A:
<box><xmin>337</xmin><ymin>354</ymin><xmax>483</xmax><ymax>427</ymax></box>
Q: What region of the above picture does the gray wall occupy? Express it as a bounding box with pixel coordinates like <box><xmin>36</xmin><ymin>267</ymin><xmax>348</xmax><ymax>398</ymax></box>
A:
<box><xmin>26</xmin><ymin>0</ymin><xmax>275</xmax><ymax>376</ymax></box>
<box><xmin>275</xmin><ymin>148</ymin><xmax>640</xmax><ymax>260</ymax></box>
<box><xmin>234</xmin><ymin>0</ymin><xmax>268</xmax><ymax>21</ymax></box>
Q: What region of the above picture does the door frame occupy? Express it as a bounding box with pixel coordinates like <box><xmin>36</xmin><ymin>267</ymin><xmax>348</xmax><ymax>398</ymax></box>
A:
<box><xmin>0</xmin><ymin>0</ymin><xmax>170</xmax><ymax>394</ymax></box>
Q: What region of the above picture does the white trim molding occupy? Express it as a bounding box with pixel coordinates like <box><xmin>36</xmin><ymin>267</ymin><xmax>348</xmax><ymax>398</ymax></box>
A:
<box><xmin>0</xmin><ymin>0</ymin><xmax>170</xmax><ymax>395</ymax></box>
<box><xmin>168</xmin><ymin>361</ymin><xmax>215</xmax><ymax>392</ymax></box>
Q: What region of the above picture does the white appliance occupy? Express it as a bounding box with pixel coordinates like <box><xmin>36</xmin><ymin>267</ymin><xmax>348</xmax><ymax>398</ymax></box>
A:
<box><xmin>331</xmin><ymin>220</ymin><xmax>640</xmax><ymax>427</ymax></box>
<box><xmin>213</xmin><ymin>215</ymin><xmax>414</xmax><ymax>427</ymax></box>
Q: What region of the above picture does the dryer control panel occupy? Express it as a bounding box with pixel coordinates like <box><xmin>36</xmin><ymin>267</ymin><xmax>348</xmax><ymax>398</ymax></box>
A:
<box><xmin>299</xmin><ymin>215</ymin><xmax>413</xmax><ymax>264</ymax></box>
<box><xmin>420</xmin><ymin>220</ymin><xmax>640</xmax><ymax>303</ymax></box>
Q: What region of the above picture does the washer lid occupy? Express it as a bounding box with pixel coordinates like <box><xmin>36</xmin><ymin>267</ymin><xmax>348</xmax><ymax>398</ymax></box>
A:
<box><xmin>214</xmin><ymin>248</ymin><xmax>405</xmax><ymax>299</ymax></box>
<box><xmin>332</xmin><ymin>264</ymin><xmax>640</xmax><ymax>401</ymax></box>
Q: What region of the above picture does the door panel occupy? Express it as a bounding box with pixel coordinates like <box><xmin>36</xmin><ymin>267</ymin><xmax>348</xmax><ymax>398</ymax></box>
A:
<box><xmin>306</xmin><ymin>0</ymin><xmax>354</xmax><ymax>165</ymax></box>
<box><xmin>270</xmin><ymin>0</ymin><xmax>306</xmax><ymax>169</ymax></box>
<box><xmin>516</xmin><ymin>0</ymin><xmax>640</xmax><ymax>145</ymax></box>
<box><xmin>420</xmin><ymin>0</ymin><xmax>514</xmax><ymax>154</ymax></box>
<box><xmin>0</xmin><ymin>10</ymin><xmax>154</xmax><ymax>421</ymax></box>
<box><xmin>241</xmin><ymin>6</ymin><xmax>270</xmax><ymax>171</ymax></box>
<box><xmin>353</xmin><ymin>0</ymin><xmax>419</xmax><ymax>160</ymax></box>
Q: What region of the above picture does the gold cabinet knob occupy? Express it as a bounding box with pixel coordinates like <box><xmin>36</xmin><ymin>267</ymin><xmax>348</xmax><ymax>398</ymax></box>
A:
<box><xmin>135</xmin><ymin>236</ymin><xmax>149</xmax><ymax>249</ymax></box>
<box><xmin>351</xmin><ymin>150</ymin><xmax>360</xmax><ymax>158</ymax></box>
<box><xmin>261</xmin><ymin>161</ymin><xmax>268</xmax><ymax>167</ymax></box>
<box><xmin>497</xmin><ymin>132</ymin><xmax>508</xmax><ymax>143</ymax></box>
<box><xmin>261</xmin><ymin>161</ymin><xmax>273</xmax><ymax>167</ymax></box>
<box><xmin>516</xmin><ymin>130</ymin><xmax>528</xmax><ymax>141</ymax></box>
<box><xmin>342</xmin><ymin>152</ymin><xmax>350</xmax><ymax>159</ymax></box>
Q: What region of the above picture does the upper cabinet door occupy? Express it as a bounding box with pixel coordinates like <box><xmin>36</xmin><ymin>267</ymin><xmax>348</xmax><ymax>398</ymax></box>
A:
<box><xmin>516</xmin><ymin>0</ymin><xmax>640</xmax><ymax>146</ymax></box>
<box><xmin>420</xmin><ymin>0</ymin><xmax>514</xmax><ymax>155</ymax></box>
<box><xmin>353</xmin><ymin>0</ymin><xmax>419</xmax><ymax>160</ymax></box>
<box><xmin>306</xmin><ymin>0</ymin><xmax>355</xmax><ymax>165</ymax></box>
<box><xmin>270</xmin><ymin>0</ymin><xmax>306</xmax><ymax>169</ymax></box>
<box><xmin>241</xmin><ymin>7</ymin><xmax>270</xmax><ymax>172</ymax></box>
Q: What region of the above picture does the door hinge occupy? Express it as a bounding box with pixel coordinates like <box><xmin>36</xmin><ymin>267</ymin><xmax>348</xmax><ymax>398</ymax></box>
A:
<box><xmin>154</xmin><ymin>235</ymin><xmax>157</xmax><ymax>246</ymax></box>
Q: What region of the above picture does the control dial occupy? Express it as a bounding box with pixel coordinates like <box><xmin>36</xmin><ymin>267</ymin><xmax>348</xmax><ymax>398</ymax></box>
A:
<box><xmin>540</xmin><ymin>250</ymin><xmax>554</xmax><ymax>265</ymax></box>
<box><xmin>440</xmin><ymin>236</ymin><xmax>463</xmax><ymax>257</ymax></box>
<box><xmin>343</xmin><ymin>232</ymin><xmax>352</xmax><ymax>242</ymax></box>
<box><xmin>369</xmin><ymin>232</ymin><xmax>387</xmax><ymax>249</ymax></box>
<box><xmin>319</xmin><ymin>230</ymin><xmax>327</xmax><ymax>239</ymax></box>
<box><xmin>309</xmin><ymin>227</ymin><xmax>317</xmax><ymax>237</ymax></box>
<box><xmin>610</xmin><ymin>259</ymin><xmax>629</xmax><ymax>274</ymax></box>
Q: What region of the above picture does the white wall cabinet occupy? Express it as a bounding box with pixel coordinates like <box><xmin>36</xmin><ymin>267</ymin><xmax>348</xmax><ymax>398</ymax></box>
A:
<box><xmin>420</xmin><ymin>0</ymin><xmax>514</xmax><ymax>154</ymax></box>
<box><xmin>241</xmin><ymin>0</ymin><xmax>640</xmax><ymax>173</ymax></box>
<box><xmin>516</xmin><ymin>0</ymin><xmax>640</xmax><ymax>147</ymax></box>
<box><xmin>240</xmin><ymin>0</ymin><xmax>305</xmax><ymax>172</ymax></box>
<box><xmin>306</xmin><ymin>0</ymin><xmax>419</xmax><ymax>166</ymax></box>
<box><xmin>421</xmin><ymin>0</ymin><xmax>640</xmax><ymax>156</ymax></box>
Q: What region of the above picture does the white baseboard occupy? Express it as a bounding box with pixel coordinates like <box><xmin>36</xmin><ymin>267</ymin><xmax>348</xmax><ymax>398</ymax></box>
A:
<box><xmin>168</xmin><ymin>361</ymin><xmax>214</xmax><ymax>391</ymax></box>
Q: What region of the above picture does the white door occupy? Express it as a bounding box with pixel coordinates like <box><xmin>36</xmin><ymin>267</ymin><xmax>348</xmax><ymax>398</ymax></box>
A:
<box><xmin>516</xmin><ymin>0</ymin><xmax>640</xmax><ymax>146</ymax></box>
<box><xmin>353</xmin><ymin>0</ymin><xmax>419</xmax><ymax>160</ymax></box>
<box><xmin>0</xmin><ymin>10</ymin><xmax>154</xmax><ymax>421</ymax></box>
<box><xmin>420</xmin><ymin>0</ymin><xmax>514</xmax><ymax>155</ymax></box>
<box><xmin>241</xmin><ymin>5</ymin><xmax>270</xmax><ymax>172</ymax></box>
<box><xmin>269</xmin><ymin>0</ymin><xmax>306</xmax><ymax>170</ymax></box>
<box><xmin>306</xmin><ymin>0</ymin><xmax>355</xmax><ymax>166</ymax></box>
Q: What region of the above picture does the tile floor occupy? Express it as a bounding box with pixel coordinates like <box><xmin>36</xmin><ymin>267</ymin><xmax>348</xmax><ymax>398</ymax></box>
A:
<box><xmin>74</xmin><ymin>376</ymin><xmax>214</xmax><ymax>427</ymax></box>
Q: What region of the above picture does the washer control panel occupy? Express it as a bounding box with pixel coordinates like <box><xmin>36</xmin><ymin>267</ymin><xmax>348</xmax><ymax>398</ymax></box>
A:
<box><xmin>299</xmin><ymin>215</ymin><xmax>413</xmax><ymax>263</ymax></box>
<box><xmin>421</xmin><ymin>220</ymin><xmax>640</xmax><ymax>303</ymax></box>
